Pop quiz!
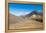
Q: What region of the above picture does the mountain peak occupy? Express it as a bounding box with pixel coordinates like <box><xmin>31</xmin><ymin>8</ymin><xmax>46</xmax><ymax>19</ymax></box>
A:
<box><xmin>25</xmin><ymin>10</ymin><xmax>43</xmax><ymax>17</ymax></box>
<box><xmin>31</xmin><ymin>10</ymin><xmax>38</xmax><ymax>14</ymax></box>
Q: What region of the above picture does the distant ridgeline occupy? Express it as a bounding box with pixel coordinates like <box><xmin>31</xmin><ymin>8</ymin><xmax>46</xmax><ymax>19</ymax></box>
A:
<box><xmin>25</xmin><ymin>10</ymin><xmax>43</xmax><ymax>22</ymax></box>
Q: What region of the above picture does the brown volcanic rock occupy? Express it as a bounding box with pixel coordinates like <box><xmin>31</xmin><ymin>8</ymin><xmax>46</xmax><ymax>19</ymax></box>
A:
<box><xmin>9</xmin><ymin>13</ymin><xmax>43</xmax><ymax>29</ymax></box>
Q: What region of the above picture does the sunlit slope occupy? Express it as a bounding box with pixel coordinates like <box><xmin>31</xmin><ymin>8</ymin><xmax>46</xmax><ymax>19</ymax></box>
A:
<box><xmin>9</xmin><ymin>13</ymin><xmax>43</xmax><ymax>29</ymax></box>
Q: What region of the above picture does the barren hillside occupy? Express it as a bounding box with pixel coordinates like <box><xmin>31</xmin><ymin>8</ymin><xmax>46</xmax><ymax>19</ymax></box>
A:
<box><xmin>9</xmin><ymin>13</ymin><xmax>43</xmax><ymax>30</ymax></box>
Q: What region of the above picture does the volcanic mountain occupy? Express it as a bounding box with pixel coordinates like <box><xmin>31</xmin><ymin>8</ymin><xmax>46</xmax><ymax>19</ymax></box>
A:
<box><xmin>25</xmin><ymin>10</ymin><xmax>43</xmax><ymax>17</ymax></box>
<box><xmin>9</xmin><ymin>10</ymin><xmax>43</xmax><ymax>24</ymax></box>
<box><xmin>9</xmin><ymin>10</ymin><xmax>43</xmax><ymax>29</ymax></box>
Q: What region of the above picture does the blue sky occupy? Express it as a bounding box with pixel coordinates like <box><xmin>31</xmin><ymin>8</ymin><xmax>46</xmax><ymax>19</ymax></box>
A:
<box><xmin>8</xmin><ymin>3</ymin><xmax>43</xmax><ymax>16</ymax></box>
